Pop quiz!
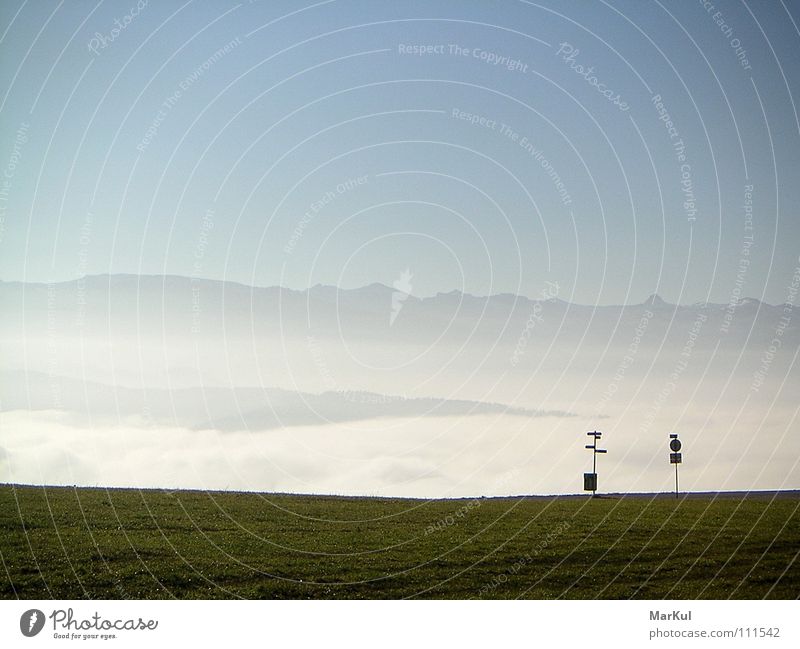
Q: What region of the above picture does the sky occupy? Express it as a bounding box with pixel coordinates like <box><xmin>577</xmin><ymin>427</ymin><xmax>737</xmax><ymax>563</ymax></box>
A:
<box><xmin>0</xmin><ymin>1</ymin><xmax>799</xmax><ymax>305</ymax></box>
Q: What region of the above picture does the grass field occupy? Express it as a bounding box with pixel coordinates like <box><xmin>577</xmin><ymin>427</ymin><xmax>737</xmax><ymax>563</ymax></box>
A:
<box><xmin>1</xmin><ymin>485</ymin><xmax>798</xmax><ymax>599</ymax></box>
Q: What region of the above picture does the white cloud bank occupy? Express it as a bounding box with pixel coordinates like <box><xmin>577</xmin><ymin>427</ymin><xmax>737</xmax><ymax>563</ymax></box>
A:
<box><xmin>2</xmin><ymin>405</ymin><xmax>797</xmax><ymax>498</ymax></box>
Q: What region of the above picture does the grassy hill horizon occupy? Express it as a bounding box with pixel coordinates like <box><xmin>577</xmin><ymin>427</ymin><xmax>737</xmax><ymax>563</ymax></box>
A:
<box><xmin>1</xmin><ymin>484</ymin><xmax>798</xmax><ymax>599</ymax></box>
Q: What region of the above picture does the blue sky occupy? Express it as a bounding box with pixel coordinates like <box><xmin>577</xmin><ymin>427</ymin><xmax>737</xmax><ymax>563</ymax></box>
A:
<box><xmin>1</xmin><ymin>0</ymin><xmax>798</xmax><ymax>305</ymax></box>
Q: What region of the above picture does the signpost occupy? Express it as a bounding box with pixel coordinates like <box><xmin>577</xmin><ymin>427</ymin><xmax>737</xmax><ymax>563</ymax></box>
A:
<box><xmin>584</xmin><ymin>431</ymin><xmax>607</xmax><ymax>498</ymax></box>
<box><xmin>669</xmin><ymin>433</ymin><xmax>682</xmax><ymax>499</ymax></box>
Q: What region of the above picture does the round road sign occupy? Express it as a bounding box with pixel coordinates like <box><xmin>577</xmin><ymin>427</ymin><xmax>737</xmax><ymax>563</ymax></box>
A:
<box><xmin>670</xmin><ymin>438</ymin><xmax>682</xmax><ymax>452</ymax></box>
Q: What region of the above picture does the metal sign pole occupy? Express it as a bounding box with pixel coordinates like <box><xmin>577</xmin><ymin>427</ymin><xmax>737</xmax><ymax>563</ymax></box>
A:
<box><xmin>675</xmin><ymin>462</ymin><xmax>678</xmax><ymax>500</ymax></box>
<box><xmin>584</xmin><ymin>431</ymin><xmax>606</xmax><ymax>498</ymax></box>
<box><xmin>669</xmin><ymin>434</ymin><xmax>682</xmax><ymax>500</ymax></box>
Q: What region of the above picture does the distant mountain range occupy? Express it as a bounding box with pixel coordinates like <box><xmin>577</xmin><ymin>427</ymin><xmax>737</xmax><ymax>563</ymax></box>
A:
<box><xmin>1</xmin><ymin>274</ymin><xmax>794</xmax><ymax>396</ymax></box>
<box><xmin>0</xmin><ymin>274</ymin><xmax>789</xmax><ymax>342</ymax></box>
<box><xmin>0</xmin><ymin>273</ymin><xmax>785</xmax><ymax>307</ymax></box>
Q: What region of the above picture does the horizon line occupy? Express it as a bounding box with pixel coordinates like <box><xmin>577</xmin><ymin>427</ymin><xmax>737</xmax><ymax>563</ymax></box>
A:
<box><xmin>2</xmin><ymin>482</ymin><xmax>798</xmax><ymax>501</ymax></box>
<box><xmin>0</xmin><ymin>272</ymin><xmax>783</xmax><ymax>309</ymax></box>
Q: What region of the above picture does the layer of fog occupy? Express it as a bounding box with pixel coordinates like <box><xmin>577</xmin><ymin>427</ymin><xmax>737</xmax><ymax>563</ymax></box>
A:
<box><xmin>1</xmin><ymin>275</ymin><xmax>797</xmax><ymax>495</ymax></box>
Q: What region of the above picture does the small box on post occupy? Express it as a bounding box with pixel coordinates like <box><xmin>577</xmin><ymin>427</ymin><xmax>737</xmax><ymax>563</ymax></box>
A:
<box><xmin>583</xmin><ymin>472</ymin><xmax>597</xmax><ymax>492</ymax></box>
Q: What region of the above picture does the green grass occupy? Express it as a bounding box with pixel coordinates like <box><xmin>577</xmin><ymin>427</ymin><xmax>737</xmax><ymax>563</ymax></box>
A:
<box><xmin>1</xmin><ymin>485</ymin><xmax>798</xmax><ymax>599</ymax></box>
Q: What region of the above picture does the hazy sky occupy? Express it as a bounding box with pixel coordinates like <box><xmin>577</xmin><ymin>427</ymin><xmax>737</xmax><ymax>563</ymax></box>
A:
<box><xmin>1</xmin><ymin>0</ymin><xmax>799</xmax><ymax>305</ymax></box>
